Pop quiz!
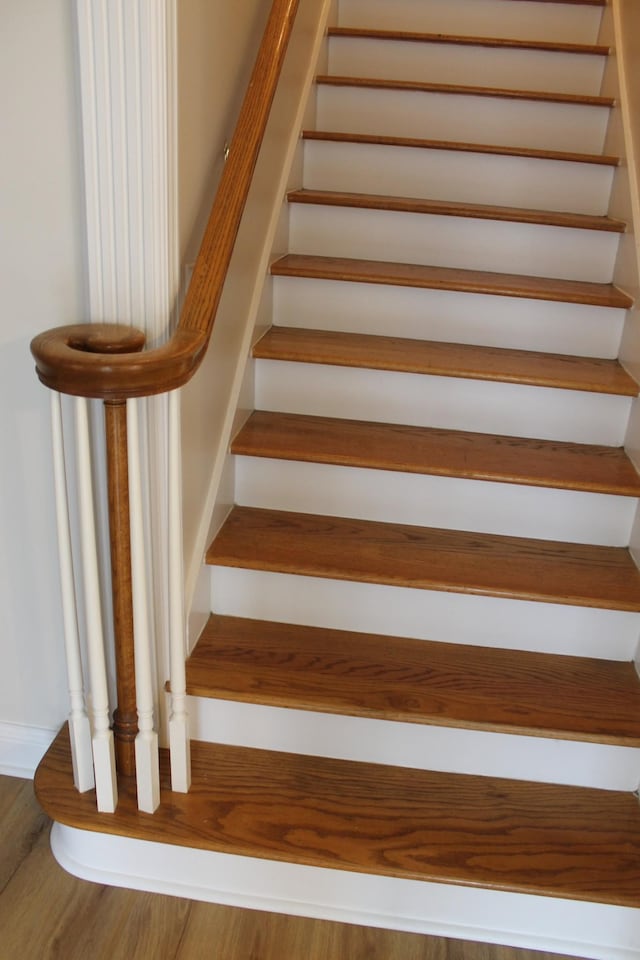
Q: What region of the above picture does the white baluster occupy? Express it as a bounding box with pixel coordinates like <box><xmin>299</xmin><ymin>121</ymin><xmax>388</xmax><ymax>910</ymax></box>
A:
<box><xmin>51</xmin><ymin>394</ymin><xmax>94</xmax><ymax>793</ymax></box>
<box><xmin>127</xmin><ymin>398</ymin><xmax>161</xmax><ymax>813</ymax></box>
<box><xmin>168</xmin><ymin>389</ymin><xmax>191</xmax><ymax>792</ymax></box>
<box><xmin>75</xmin><ymin>397</ymin><xmax>118</xmax><ymax>813</ymax></box>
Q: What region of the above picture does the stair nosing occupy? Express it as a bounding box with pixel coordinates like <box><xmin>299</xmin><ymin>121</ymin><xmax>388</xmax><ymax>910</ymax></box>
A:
<box><xmin>233</xmin><ymin>410</ymin><xmax>640</xmax><ymax>496</ymax></box>
<box><xmin>303</xmin><ymin>130</ymin><xmax>620</xmax><ymax>167</ymax></box>
<box><xmin>207</xmin><ymin>506</ymin><xmax>640</xmax><ymax>613</ymax></box>
<box><xmin>270</xmin><ymin>255</ymin><xmax>634</xmax><ymax>310</ymax></box>
<box><xmin>327</xmin><ymin>27</ymin><xmax>610</xmax><ymax>58</ymax></box>
<box><xmin>287</xmin><ymin>188</ymin><xmax>626</xmax><ymax>233</ymax></box>
<box><xmin>316</xmin><ymin>74</ymin><xmax>614</xmax><ymax>108</ymax></box>
<box><xmin>253</xmin><ymin>327</ymin><xmax>640</xmax><ymax>398</ymax></box>
<box><xmin>186</xmin><ymin>613</ymin><xmax>640</xmax><ymax>747</ymax></box>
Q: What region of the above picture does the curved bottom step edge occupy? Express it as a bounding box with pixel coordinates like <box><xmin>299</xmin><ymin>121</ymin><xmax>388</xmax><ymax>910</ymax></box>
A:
<box><xmin>51</xmin><ymin>822</ymin><xmax>640</xmax><ymax>960</ymax></box>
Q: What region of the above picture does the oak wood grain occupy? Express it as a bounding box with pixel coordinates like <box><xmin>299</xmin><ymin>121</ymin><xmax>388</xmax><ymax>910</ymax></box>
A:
<box><xmin>206</xmin><ymin>506</ymin><xmax>640</xmax><ymax>611</ymax></box>
<box><xmin>506</xmin><ymin>0</ymin><xmax>604</xmax><ymax>4</ymax></box>
<box><xmin>2</xmin><ymin>775</ymin><xmax>579</xmax><ymax>960</ymax></box>
<box><xmin>270</xmin><ymin>255</ymin><xmax>633</xmax><ymax>308</ymax></box>
<box><xmin>0</xmin><ymin>779</ymin><xmax>49</xmax><ymax>896</ymax></box>
<box><xmin>253</xmin><ymin>328</ymin><xmax>639</xmax><ymax>395</ymax></box>
<box><xmin>316</xmin><ymin>74</ymin><xmax>614</xmax><ymax>107</ymax></box>
<box><xmin>35</xmin><ymin>730</ymin><xmax>640</xmax><ymax>907</ymax></box>
<box><xmin>327</xmin><ymin>27</ymin><xmax>609</xmax><ymax>57</ymax></box>
<box><xmin>105</xmin><ymin>400</ymin><xmax>137</xmax><ymax>776</ymax></box>
<box><xmin>232</xmin><ymin>410</ymin><xmax>640</xmax><ymax>495</ymax></box>
<box><xmin>186</xmin><ymin>614</ymin><xmax>640</xmax><ymax>744</ymax></box>
<box><xmin>303</xmin><ymin>129</ymin><xmax>620</xmax><ymax>166</ymax></box>
<box><xmin>287</xmin><ymin>188</ymin><xmax>626</xmax><ymax>233</ymax></box>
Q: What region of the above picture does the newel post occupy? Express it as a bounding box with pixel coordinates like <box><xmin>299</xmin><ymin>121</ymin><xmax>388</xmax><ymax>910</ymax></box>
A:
<box><xmin>74</xmin><ymin>0</ymin><xmax>181</xmax><ymax>790</ymax></box>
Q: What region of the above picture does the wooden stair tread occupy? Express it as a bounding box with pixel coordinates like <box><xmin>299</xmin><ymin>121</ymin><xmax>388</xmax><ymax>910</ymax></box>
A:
<box><xmin>317</xmin><ymin>74</ymin><xmax>614</xmax><ymax>107</ymax></box>
<box><xmin>508</xmin><ymin>0</ymin><xmax>605</xmax><ymax>4</ymax></box>
<box><xmin>253</xmin><ymin>328</ymin><xmax>638</xmax><ymax>396</ymax></box>
<box><xmin>206</xmin><ymin>506</ymin><xmax>640</xmax><ymax>611</ymax></box>
<box><xmin>328</xmin><ymin>27</ymin><xmax>609</xmax><ymax>57</ymax></box>
<box><xmin>271</xmin><ymin>255</ymin><xmax>633</xmax><ymax>309</ymax></box>
<box><xmin>187</xmin><ymin>614</ymin><xmax>640</xmax><ymax>745</ymax></box>
<box><xmin>232</xmin><ymin>410</ymin><xmax>640</xmax><ymax>495</ymax></box>
<box><xmin>36</xmin><ymin>727</ymin><xmax>640</xmax><ymax>907</ymax></box>
<box><xmin>287</xmin><ymin>188</ymin><xmax>626</xmax><ymax>233</ymax></box>
<box><xmin>303</xmin><ymin>130</ymin><xmax>620</xmax><ymax>167</ymax></box>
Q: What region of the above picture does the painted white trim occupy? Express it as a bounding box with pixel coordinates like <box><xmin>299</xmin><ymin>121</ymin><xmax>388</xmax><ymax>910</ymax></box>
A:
<box><xmin>0</xmin><ymin>723</ymin><xmax>57</xmax><ymax>779</ymax></box>
<box><xmin>75</xmin><ymin>397</ymin><xmax>117</xmax><ymax>814</ymax></box>
<box><xmin>73</xmin><ymin>0</ymin><xmax>180</xmax><ymax>742</ymax></box>
<box><xmin>610</xmin><ymin>1</ymin><xmax>640</xmax><ymax>282</ymax></box>
<box><xmin>127</xmin><ymin>399</ymin><xmax>160</xmax><ymax>813</ymax></box>
<box><xmin>51</xmin><ymin>393</ymin><xmax>94</xmax><ymax>793</ymax></box>
<box><xmin>51</xmin><ymin>824</ymin><xmax>640</xmax><ymax>960</ymax></box>
<box><xmin>75</xmin><ymin>0</ymin><xmax>180</xmax><ymax>337</ymax></box>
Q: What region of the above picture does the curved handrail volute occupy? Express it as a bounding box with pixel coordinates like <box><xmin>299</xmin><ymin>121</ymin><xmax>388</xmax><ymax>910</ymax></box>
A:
<box><xmin>31</xmin><ymin>0</ymin><xmax>300</xmax><ymax>400</ymax></box>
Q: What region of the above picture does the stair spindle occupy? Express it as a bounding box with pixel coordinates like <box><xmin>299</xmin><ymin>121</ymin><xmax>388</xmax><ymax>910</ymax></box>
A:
<box><xmin>105</xmin><ymin>399</ymin><xmax>138</xmax><ymax>777</ymax></box>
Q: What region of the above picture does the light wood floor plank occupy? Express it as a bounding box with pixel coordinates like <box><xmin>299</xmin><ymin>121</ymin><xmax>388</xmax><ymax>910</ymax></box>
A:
<box><xmin>0</xmin><ymin>777</ymin><xmax>48</xmax><ymax>895</ymax></box>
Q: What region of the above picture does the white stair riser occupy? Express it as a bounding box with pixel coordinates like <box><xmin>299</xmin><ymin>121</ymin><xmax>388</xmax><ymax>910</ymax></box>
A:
<box><xmin>53</xmin><ymin>826</ymin><xmax>640</xmax><ymax>960</ymax></box>
<box><xmin>289</xmin><ymin>204</ymin><xmax>619</xmax><ymax>284</ymax></box>
<box><xmin>328</xmin><ymin>37</ymin><xmax>607</xmax><ymax>96</ymax></box>
<box><xmin>234</xmin><ymin>456</ymin><xmax>637</xmax><ymax>546</ymax></box>
<box><xmin>272</xmin><ymin>277</ymin><xmax>626</xmax><ymax>358</ymax></box>
<box><xmin>303</xmin><ymin>140</ymin><xmax>615</xmax><ymax>217</ymax></box>
<box><xmin>210</xmin><ymin>567</ymin><xmax>640</xmax><ymax>661</ymax></box>
<box><xmin>316</xmin><ymin>86</ymin><xmax>610</xmax><ymax>154</ymax></box>
<box><xmin>337</xmin><ymin>0</ymin><xmax>604</xmax><ymax>45</ymax></box>
<box><xmin>255</xmin><ymin>360</ymin><xmax>632</xmax><ymax>445</ymax></box>
<box><xmin>189</xmin><ymin>696</ymin><xmax>640</xmax><ymax>791</ymax></box>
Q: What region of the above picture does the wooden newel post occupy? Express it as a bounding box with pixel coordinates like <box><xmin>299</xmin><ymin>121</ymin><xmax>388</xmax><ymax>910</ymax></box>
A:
<box><xmin>104</xmin><ymin>399</ymin><xmax>138</xmax><ymax>777</ymax></box>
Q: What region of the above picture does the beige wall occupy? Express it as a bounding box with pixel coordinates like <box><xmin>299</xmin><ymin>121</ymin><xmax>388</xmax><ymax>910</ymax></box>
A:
<box><xmin>177</xmin><ymin>0</ymin><xmax>272</xmax><ymax>267</ymax></box>
<box><xmin>0</xmin><ymin>0</ymin><xmax>85</xmax><ymax>733</ymax></box>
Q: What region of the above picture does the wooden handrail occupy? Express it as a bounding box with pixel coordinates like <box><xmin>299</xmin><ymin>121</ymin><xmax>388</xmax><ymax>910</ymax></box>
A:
<box><xmin>31</xmin><ymin>0</ymin><xmax>300</xmax><ymax>400</ymax></box>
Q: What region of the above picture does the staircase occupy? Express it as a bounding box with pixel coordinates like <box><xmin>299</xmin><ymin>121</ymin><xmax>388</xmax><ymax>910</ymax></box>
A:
<box><xmin>36</xmin><ymin>0</ymin><xmax>640</xmax><ymax>956</ymax></box>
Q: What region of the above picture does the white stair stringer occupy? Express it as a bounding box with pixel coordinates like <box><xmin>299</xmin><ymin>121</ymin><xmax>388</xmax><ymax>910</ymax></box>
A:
<box><xmin>327</xmin><ymin>35</ymin><xmax>607</xmax><ymax>95</ymax></box>
<box><xmin>234</xmin><ymin>455</ymin><xmax>638</xmax><ymax>546</ymax></box>
<box><xmin>288</xmin><ymin>202</ymin><xmax>620</xmax><ymax>282</ymax></box>
<box><xmin>254</xmin><ymin>359</ymin><xmax>633</xmax><ymax>445</ymax></box>
<box><xmin>336</xmin><ymin>0</ymin><xmax>605</xmax><ymax>45</ymax></box>
<box><xmin>302</xmin><ymin>138</ymin><xmax>616</xmax><ymax>216</ymax></box>
<box><xmin>51</xmin><ymin>823</ymin><xmax>640</xmax><ymax>960</ymax></box>
<box><xmin>273</xmin><ymin>276</ymin><xmax>627</xmax><ymax>357</ymax></box>
<box><xmin>315</xmin><ymin>85</ymin><xmax>610</xmax><ymax>154</ymax></box>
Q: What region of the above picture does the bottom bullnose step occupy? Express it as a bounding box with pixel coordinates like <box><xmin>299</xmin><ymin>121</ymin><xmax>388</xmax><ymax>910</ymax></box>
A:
<box><xmin>36</xmin><ymin>727</ymin><xmax>640</xmax><ymax>908</ymax></box>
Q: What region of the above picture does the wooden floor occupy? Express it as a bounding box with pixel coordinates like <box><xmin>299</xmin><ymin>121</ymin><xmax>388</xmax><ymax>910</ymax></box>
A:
<box><xmin>2</xmin><ymin>775</ymin><xmax>581</xmax><ymax>960</ymax></box>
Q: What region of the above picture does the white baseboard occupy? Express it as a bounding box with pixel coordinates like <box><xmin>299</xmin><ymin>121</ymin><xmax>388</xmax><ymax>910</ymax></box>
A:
<box><xmin>0</xmin><ymin>721</ymin><xmax>57</xmax><ymax>778</ymax></box>
<box><xmin>51</xmin><ymin>823</ymin><xmax>640</xmax><ymax>960</ymax></box>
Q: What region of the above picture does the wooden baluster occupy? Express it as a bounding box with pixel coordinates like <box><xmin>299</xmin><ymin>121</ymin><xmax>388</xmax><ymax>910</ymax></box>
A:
<box><xmin>104</xmin><ymin>399</ymin><xmax>138</xmax><ymax>777</ymax></box>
